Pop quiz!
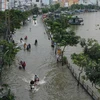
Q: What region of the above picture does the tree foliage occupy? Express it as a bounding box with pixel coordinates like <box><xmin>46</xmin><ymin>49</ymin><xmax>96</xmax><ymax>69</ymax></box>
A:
<box><xmin>32</xmin><ymin>4</ymin><xmax>39</xmax><ymax>15</ymax></box>
<box><xmin>70</xmin><ymin>4</ymin><xmax>97</xmax><ymax>10</ymax></box>
<box><xmin>0</xmin><ymin>40</ymin><xmax>20</xmax><ymax>66</ymax></box>
<box><xmin>72</xmin><ymin>38</ymin><xmax>100</xmax><ymax>87</ymax></box>
<box><xmin>0</xmin><ymin>85</ymin><xmax>15</xmax><ymax>100</ymax></box>
<box><xmin>45</xmin><ymin>14</ymin><xmax>80</xmax><ymax>65</ymax></box>
<box><xmin>80</xmin><ymin>38</ymin><xmax>100</xmax><ymax>63</ymax></box>
<box><xmin>41</xmin><ymin>8</ymin><xmax>49</xmax><ymax>13</ymax></box>
<box><xmin>0</xmin><ymin>9</ymin><xmax>31</xmax><ymax>35</ymax></box>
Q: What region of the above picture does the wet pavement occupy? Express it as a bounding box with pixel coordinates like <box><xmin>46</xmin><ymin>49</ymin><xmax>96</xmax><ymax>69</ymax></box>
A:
<box><xmin>1</xmin><ymin>15</ymin><xmax>93</xmax><ymax>100</ymax></box>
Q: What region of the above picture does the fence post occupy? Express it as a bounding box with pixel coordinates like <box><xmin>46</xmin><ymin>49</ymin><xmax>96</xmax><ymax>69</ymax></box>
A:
<box><xmin>73</xmin><ymin>69</ymin><xmax>74</xmax><ymax>74</ymax></box>
<box><xmin>87</xmin><ymin>85</ymin><xmax>88</xmax><ymax>91</ymax></box>
<box><xmin>92</xmin><ymin>91</ymin><xmax>93</xmax><ymax>97</ymax></box>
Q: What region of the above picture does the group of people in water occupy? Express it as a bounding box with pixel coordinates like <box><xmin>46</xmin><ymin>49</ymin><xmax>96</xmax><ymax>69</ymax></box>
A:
<box><xmin>19</xmin><ymin>33</ymin><xmax>39</xmax><ymax>90</ymax></box>
<box><xmin>19</xmin><ymin>61</ymin><xmax>26</xmax><ymax>70</ymax></box>
<box><xmin>20</xmin><ymin>36</ymin><xmax>38</xmax><ymax>51</ymax></box>
<box><xmin>30</xmin><ymin>75</ymin><xmax>39</xmax><ymax>90</ymax></box>
<box><xmin>20</xmin><ymin>36</ymin><xmax>31</xmax><ymax>51</ymax></box>
<box><xmin>20</xmin><ymin>36</ymin><xmax>27</xmax><ymax>42</ymax></box>
<box><xmin>19</xmin><ymin>60</ymin><xmax>39</xmax><ymax>90</ymax></box>
<box><xmin>24</xmin><ymin>43</ymin><xmax>31</xmax><ymax>50</ymax></box>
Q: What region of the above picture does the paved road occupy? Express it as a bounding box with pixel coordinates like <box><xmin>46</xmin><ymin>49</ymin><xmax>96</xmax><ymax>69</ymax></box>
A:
<box><xmin>2</xmin><ymin>16</ymin><xmax>92</xmax><ymax>100</ymax></box>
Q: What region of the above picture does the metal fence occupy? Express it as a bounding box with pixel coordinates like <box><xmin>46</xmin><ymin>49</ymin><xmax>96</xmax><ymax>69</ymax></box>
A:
<box><xmin>67</xmin><ymin>63</ymin><xmax>100</xmax><ymax>100</ymax></box>
<box><xmin>43</xmin><ymin>18</ymin><xmax>100</xmax><ymax>100</ymax></box>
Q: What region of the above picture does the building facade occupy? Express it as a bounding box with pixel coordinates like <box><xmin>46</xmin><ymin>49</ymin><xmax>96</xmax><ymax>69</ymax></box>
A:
<box><xmin>78</xmin><ymin>0</ymin><xmax>100</xmax><ymax>5</ymax></box>
<box><xmin>32</xmin><ymin>0</ymin><xmax>42</xmax><ymax>7</ymax></box>
<box><xmin>68</xmin><ymin>0</ymin><xmax>78</xmax><ymax>6</ymax></box>
<box><xmin>0</xmin><ymin>0</ymin><xmax>8</xmax><ymax>11</ymax></box>
<box><xmin>0</xmin><ymin>0</ymin><xmax>17</xmax><ymax>11</ymax></box>
<box><xmin>50</xmin><ymin>0</ymin><xmax>79</xmax><ymax>7</ymax></box>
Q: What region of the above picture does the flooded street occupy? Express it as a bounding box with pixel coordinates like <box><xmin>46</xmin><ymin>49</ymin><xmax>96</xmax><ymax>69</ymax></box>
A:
<box><xmin>65</xmin><ymin>12</ymin><xmax>100</xmax><ymax>72</ymax></box>
<box><xmin>1</xmin><ymin>13</ymin><xmax>97</xmax><ymax>100</ymax></box>
<box><xmin>75</xmin><ymin>12</ymin><xmax>100</xmax><ymax>42</ymax></box>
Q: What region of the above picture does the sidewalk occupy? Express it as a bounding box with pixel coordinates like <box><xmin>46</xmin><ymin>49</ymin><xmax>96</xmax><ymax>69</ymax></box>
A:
<box><xmin>65</xmin><ymin>46</ymin><xmax>100</xmax><ymax>100</ymax></box>
<box><xmin>43</xmin><ymin>18</ymin><xmax>100</xmax><ymax>100</ymax></box>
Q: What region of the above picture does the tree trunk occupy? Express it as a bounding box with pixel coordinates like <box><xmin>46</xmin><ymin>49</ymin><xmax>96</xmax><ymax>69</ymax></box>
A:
<box><xmin>77</xmin><ymin>67</ymin><xmax>83</xmax><ymax>86</ymax></box>
<box><xmin>62</xmin><ymin>46</ymin><xmax>66</xmax><ymax>66</ymax></box>
<box><xmin>23</xmin><ymin>20</ymin><xmax>25</xmax><ymax>25</ymax></box>
<box><xmin>92</xmin><ymin>82</ymin><xmax>94</xmax><ymax>87</ymax></box>
<box><xmin>62</xmin><ymin>51</ymin><xmax>63</xmax><ymax>66</ymax></box>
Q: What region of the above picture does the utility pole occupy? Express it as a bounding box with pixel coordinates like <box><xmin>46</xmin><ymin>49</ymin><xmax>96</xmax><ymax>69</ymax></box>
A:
<box><xmin>96</xmin><ymin>0</ymin><xmax>98</xmax><ymax>8</ymax></box>
<box><xmin>5</xmin><ymin>0</ymin><xmax>10</xmax><ymax>40</ymax></box>
<box><xmin>30</xmin><ymin>0</ymin><xmax>32</xmax><ymax>10</ymax></box>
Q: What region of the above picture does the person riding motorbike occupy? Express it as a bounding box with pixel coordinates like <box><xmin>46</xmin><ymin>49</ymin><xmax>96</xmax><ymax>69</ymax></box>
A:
<box><xmin>34</xmin><ymin>75</ymin><xmax>39</xmax><ymax>82</ymax></box>
<box><xmin>30</xmin><ymin>80</ymin><xmax>35</xmax><ymax>89</ymax></box>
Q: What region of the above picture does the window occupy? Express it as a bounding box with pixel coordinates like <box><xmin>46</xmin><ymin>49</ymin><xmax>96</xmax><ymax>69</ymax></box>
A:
<box><xmin>36</xmin><ymin>0</ymin><xmax>39</xmax><ymax>2</ymax></box>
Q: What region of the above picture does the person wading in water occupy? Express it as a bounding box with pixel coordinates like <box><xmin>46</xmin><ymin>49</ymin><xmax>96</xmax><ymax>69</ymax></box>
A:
<box><xmin>34</xmin><ymin>39</ymin><xmax>38</xmax><ymax>45</ymax></box>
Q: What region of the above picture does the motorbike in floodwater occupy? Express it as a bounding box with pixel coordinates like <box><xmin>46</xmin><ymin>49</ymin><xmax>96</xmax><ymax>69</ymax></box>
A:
<box><xmin>30</xmin><ymin>79</ymin><xmax>39</xmax><ymax>90</ymax></box>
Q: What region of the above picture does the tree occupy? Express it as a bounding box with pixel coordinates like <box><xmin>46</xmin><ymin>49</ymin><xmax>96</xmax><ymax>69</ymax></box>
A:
<box><xmin>0</xmin><ymin>40</ymin><xmax>20</xmax><ymax>66</ymax></box>
<box><xmin>32</xmin><ymin>4</ymin><xmax>39</xmax><ymax>15</ymax></box>
<box><xmin>70</xmin><ymin>4</ymin><xmax>96</xmax><ymax>10</ymax></box>
<box><xmin>21</xmin><ymin>10</ymin><xmax>31</xmax><ymax>25</ymax></box>
<box><xmin>0</xmin><ymin>21</ymin><xmax>6</xmax><ymax>38</ymax></box>
<box><xmin>85</xmin><ymin>60</ymin><xmax>100</xmax><ymax>89</ymax></box>
<box><xmin>54</xmin><ymin>3</ymin><xmax>60</xmax><ymax>10</ymax></box>
<box><xmin>80</xmin><ymin>38</ymin><xmax>100</xmax><ymax>63</ymax></box>
<box><xmin>41</xmin><ymin>8</ymin><xmax>49</xmax><ymax>14</ymax></box>
<box><xmin>9</xmin><ymin>10</ymin><xmax>22</xmax><ymax>34</ymax></box>
<box><xmin>45</xmin><ymin>16</ymin><xmax>80</xmax><ymax>65</ymax></box>
<box><xmin>0</xmin><ymin>10</ymin><xmax>31</xmax><ymax>35</ymax></box>
<box><xmin>71</xmin><ymin>53</ymin><xmax>88</xmax><ymax>86</ymax></box>
<box><xmin>49</xmin><ymin>5</ymin><xmax>55</xmax><ymax>12</ymax></box>
<box><xmin>72</xmin><ymin>38</ymin><xmax>100</xmax><ymax>87</ymax></box>
<box><xmin>0</xmin><ymin>84</ymin><xmax>15</xmax><ymax>100</ymax></box>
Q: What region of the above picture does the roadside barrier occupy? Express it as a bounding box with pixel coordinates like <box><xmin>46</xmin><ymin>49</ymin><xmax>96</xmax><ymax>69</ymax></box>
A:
<box><xmin>42</xmin><ymin>18</ymin><xmax>100</xmax><ymax>100</ymax></box>
<box><xmin>67</xmin><ymin>63</ymin><xmax>100</xmax><ymax>100</ymax></box>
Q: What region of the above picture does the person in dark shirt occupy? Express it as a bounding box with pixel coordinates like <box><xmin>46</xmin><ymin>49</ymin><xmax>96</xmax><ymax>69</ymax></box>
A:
<box><xmin>30</xmin><ymin>80</ymin><xmax>35</xmax><ymax>89</ymax></box>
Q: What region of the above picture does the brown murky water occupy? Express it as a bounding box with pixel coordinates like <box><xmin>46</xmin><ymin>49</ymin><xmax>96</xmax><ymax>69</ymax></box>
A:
<box><xmin>2</xmin><ymin>12</ymin><xmax>98</xmax><ymax>100</ymax></box>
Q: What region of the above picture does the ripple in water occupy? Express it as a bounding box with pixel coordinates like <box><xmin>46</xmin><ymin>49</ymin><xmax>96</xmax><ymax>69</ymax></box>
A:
<box><xmin>19</xmin><ymin>76</ymin><xmax>46</xmax><ymax>92</ymax></box>
<box><xmin>22</xmin><ymin>77</ymin><xmax>30</xmax><ymax>83</ymax></box>
<box><xmin>38</xmin><ymin>77</ymin><xmax>46</xmax><ymax>85</ymax></box>
<box><xmin>19</xmin><ymin>76</ymin><xmax>46</xmax><ymax>85</ymax></box>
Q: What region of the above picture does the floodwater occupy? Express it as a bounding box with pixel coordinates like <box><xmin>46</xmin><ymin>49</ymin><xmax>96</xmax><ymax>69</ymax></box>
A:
<box><xmin>65</xmin><ymin>12</ymin><xmax>100</xmax><ymax>70</ymax></box>
<box><xmin>2</xmin><ymin>12</ymin><xmax>99</xmax><ymax>100</ymax></box>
